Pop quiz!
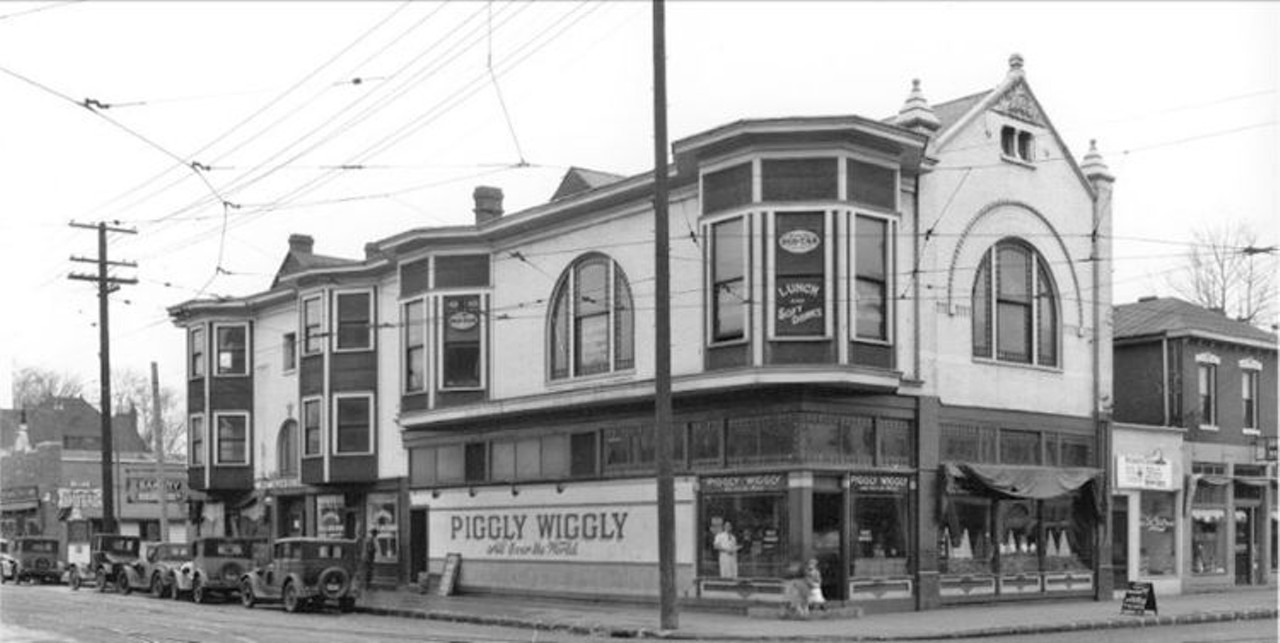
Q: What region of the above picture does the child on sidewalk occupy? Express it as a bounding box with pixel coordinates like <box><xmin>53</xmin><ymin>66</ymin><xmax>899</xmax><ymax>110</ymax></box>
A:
<box><xmin>804</xmin><ymin>558</ymin><xmax>826</xmax><ymax>612</ymax></box>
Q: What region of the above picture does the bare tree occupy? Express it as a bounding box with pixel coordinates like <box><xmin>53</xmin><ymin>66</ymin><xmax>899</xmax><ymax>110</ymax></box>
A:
<box><xmin>109</xmin><ymin>367</ymin><xmax>187</xmax><ymax>460</ymax></box>
<box><xmin>1169</xmin><ymin>222</ymin><xmax>1277</xmax><ymax>327</ymax></box>
<box><xmin>12</xmin><ymin>366</ymin><xmax>86</xmax><ymax>408</ymax></box>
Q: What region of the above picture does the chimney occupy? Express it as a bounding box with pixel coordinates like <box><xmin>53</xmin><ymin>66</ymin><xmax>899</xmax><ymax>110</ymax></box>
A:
<box><xmin>288</xmin><ymin>234</ymin><xmax>314</xmax><ymax>254</ymax></box>
<box><xmin>473</xmin><ymin>186</ymin><xmax>504</xmax><ymax>225</ymax></box>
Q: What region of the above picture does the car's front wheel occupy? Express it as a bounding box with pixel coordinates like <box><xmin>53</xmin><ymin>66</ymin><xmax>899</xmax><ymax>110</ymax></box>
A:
<box><xmin>239</xmin><ymin>579</ymin><xmax>255</xmax><ymax>608</ymax></box>
<box><xmin>117</xmin><ymin>573</ymin><xmax>131</xmax><ymax>595</ymax></box>
<box><xmin>282</xmin><ymin>581</ymin><xmax>301</xmax><ymax>614</ymax></box>
<box><xmin>150</xmin><ymin>573</ymin><xmax>166</xmax><ymax>599</ymax></box>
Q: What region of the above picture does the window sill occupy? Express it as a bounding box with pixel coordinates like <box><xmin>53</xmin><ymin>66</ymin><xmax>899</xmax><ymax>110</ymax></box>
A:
<box><xmin>547</xmin><ymin>369</ymin><xmax>636</xmax><ymax>388</ymax></box>
<box><xmin>333</xmin><ymin>346</ymin><xmax>374</xmax><ymax>354</ymax></box>
<box><xmin>971</xmin><ymin>356</ymin><xmax>1063</xmax><ymax>374</ymax></box>
<box><xmin>333</xmin><ymin>451</ymin><xmax>374</xmax><ymax>457</ymax></box>
<box><xmin>439</xmin><ymin>386</ymin><xmax>486</xmax><ymax>393</ymax></box>
<box><xmin>213</xmin><ymin>371</ymin><xmax>251</xmax><ymax>378</ymax></box>
<box><xmin>1198</xmin><ymin>425</ymin><xmax>1220</xmax><ymax>432</ymax></box>
<box><xmin>1243</xmin><ymin>428</ymin><xmax>1261</xmax><ymax>436</ymax></box>
<box><xmin>708</xmin><ymin>338</ymin><xmax>750</xmax><ymax>349</ymax></box>
<box><xmin>852</xmin><ymin>337</ymin><xmax>893</xmax><ymax>347</ymax></box>
<box><xmin>1000</xmin><ymin>154</ymin><xmax>1036</xmax><ymax>169</ymax></box>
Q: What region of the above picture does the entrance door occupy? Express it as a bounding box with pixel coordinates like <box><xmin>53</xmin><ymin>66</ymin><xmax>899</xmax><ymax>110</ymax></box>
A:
<box><xmin>812</xmin><ymin>491</ymin><xmax>844</xmax><ymax>600</ymax></box>
<box><xmin>410</xmin><ymin>509</ymin><xmax>428</xmax><ymax>585</ymax></box>
<box><xmin>1111</xmin><ymin>497</ymin><xmax>1128</xmax><ymax>590</ymax></box>
<box><xmin>1235</xmin><ymin>506</ymin><xmax>1256</xmax><ymax>585</ymax></box>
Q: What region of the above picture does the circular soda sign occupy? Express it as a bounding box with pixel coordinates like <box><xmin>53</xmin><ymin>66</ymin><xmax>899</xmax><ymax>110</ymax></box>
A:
<box><xmin>448</xmin><ymin>311</ymin><xmax>479</xmax><ymax>331</ymax></box>
<box><xmin>778</xmin><ymin>229</ymin><xmax>820</xmax><ymax>254</ymax></box>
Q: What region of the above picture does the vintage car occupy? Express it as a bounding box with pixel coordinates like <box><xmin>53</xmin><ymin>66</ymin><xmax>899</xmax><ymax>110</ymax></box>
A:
<box><xmin>239</xmin><ymin>538</ymin><xmax>359</xmax><ymax>613</ymax></box>
<box><xmin>3</xmin><ymin>537</ymin><xmax>63</xmax><ymax>584</ymax></box>
<box><xmin>67</xmin><ymin>534</ymin><xmax>141</xmax><ymax>592</ymax></box>
<box><xmin>0</xmin><ymin>538</ymin><xmax>14</xmax><ymax>583</ymax></box>
<box><xmin>173</xmin><ymin>537</ymin><xmax>263</xmax><ymax>603</ymax></box>
<box><xmin>117</xmin><ymin>542</ymin><xmax>192</xmax><ymax>597</ymax></box>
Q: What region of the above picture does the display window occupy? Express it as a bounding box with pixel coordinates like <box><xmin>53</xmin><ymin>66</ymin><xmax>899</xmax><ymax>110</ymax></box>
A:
<box><xmin>850</xmin><ymin>491</ymin><xmax>909</xmax><ymax>578</ymax></box>
<box><xmin>997</xmin><ymin>500</ymin><xmax>1039</xmax><ymax>574</ymax></box>
<box><xmin>941</xmin><ymin>495</ymin><xmax>994</xmax><ymax>575</ymax></box>
<box><xmin>1041</xmin><ymin>495</ymin><xmax>1090</xmax><ymax>571</ymax></box>
<box><xmin>701</xmin><ymin>491</ymin><xmax>788</xmax><ymax>579</ymax></box>
<box><xmin>1139</xmin><ymin>491</ymin><xmax>1177</xmax><ymax>576</ymax></box>
<box><xmin>365</xmin><ymin>493</ymin><xmax>399</xmax><ymax>564</ymax></box>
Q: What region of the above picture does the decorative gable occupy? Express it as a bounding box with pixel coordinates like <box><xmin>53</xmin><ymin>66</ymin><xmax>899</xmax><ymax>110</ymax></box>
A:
<box><xmin>992</xmin><ymin>83</ymin><xmax>1045</xmax><ymax>127</ymax></box>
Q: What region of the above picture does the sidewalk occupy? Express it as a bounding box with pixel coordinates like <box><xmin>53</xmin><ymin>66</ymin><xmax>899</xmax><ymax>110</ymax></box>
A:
<box><xmin>356</xmin><ymin>585</ymin><xmax>1278</xmax><ymax>640</ymax></box>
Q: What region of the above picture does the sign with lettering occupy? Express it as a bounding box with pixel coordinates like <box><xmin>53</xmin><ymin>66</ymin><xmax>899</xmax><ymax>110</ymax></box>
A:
<box><xmin>57</xmin><ymin>487</ymin><xmax>102</xmax><ymax>509</ymax></box>
<box><xmin>0</xmin><ymin>486</ymin><xmax>38</xmax><ymax>503</ymax></box>
<box><xmin>701</xmin><ymin>474</ymin><xmax>787</xmax><ymax>494</ymax></box>
<box><xmin>778</xmin><ymin>229</ymin><xmax>821</xmax><ymax>254</ymax></box>
<box><xmin>432</xmin><ymin>504</ymin><xmax>653</xmax><ymax>562</ymax></box>
<box><xmin>125</xmin><ymin>476</ymin><xmax>187</xmax><ymax>504</ymax></box>
<box><xmin>1120</xmin><ymin>581</ymin><xmax>1157</xmax><ymax>616</ymax></box>
<box><xmin>1115</xmin><ymin>455</ymin><xmax>1174</xmax><ymax>490</ymax></box>
<box><xmin>775</xmin><ymin>277</ymin><xmax>825</xmax><ymax>336</ymax></box>
<box><xmin>849</xmin><ymin>474</ymin><xmax>910</xmax><ymax>494</ymax></box>
<box><xmin>436</xmin><ymin>553</ymin><xmax>461</xmax><ymax>596</ymax></box>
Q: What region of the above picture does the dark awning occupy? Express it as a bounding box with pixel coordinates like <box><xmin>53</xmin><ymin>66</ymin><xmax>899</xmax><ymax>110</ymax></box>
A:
<box><xmin>944</xmin><ymin>463</ymin><xmax>1102</xmax><ymax>499</ymax></box>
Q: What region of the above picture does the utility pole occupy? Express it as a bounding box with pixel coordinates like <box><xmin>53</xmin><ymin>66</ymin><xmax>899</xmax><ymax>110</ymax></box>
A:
<box><xmin>151</xmin><ymin>361</ymin><xmax>170</xmax><ymax>543</ymax></box>
<box><xmin>651</xmin><ymin>0</ymin><xmax>678</xmax><ymax>631</ymax></box>
<box><xmin>69</xmin><ymin>221</ymin><xmax>137</xmax><ymax>535</ymax></box>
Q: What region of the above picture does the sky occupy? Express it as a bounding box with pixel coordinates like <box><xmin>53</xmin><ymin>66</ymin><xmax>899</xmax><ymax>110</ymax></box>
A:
<box><xmin>0</xmin><ymin>1</ymin><xmax>1276</xmax><ymax>409</ymax></box>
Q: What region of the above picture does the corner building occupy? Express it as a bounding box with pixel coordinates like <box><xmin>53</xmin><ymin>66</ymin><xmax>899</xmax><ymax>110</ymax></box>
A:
<box><xmin>169</xmin><ymin>55</ymin><xmax>1115</xmax><ymax>609</ymax></box>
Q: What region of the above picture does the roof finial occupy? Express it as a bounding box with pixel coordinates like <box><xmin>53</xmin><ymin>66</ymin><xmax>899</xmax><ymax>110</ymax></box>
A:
<box><xmin>894</xmin><ymin>77</ymin><xmax>940</xmax><ymax>133</ymax></box>
<box><xmin>1009</xmin><ymin>52</ymin><xmax>1024</xmax><ymax>71</ymax></box>
<box><xmin>1081</xmin><ymin>138</ymin><xmax>1115</xmax><ymax>183</ymax></box>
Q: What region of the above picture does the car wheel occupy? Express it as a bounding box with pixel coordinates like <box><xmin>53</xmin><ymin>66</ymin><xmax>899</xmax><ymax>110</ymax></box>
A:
<box><xmin>151</xmin><ymin>573</ymin><xmax>166</xmax><ymax>599</ymax></box>
<box><xmin>239</xmin><ymin>579</ymin><xmax>255</xmax><ymax>608</ymax></box>
<box><xmin>282</xmin><ymin>581</ymin><xmax>300</xmax><ymax>614</ymax></box>
<box><xmin>95</xmin><ymin>569</ymin><xmax>107</xmax><ymax>593</ymax></box>
<box><xmin>192</xmin><ymin>577</ymin><xmax>206</xmax><ymax>604</ymax></box>
<box><xmin>117</xmin><ymin>573</ymin><xmax>131</xmax><ymax>595</ymax></box>
<box><xmin>69</xmin><ymin>569</ymin><xmax>81</xmax><ymax>591</ymax></box>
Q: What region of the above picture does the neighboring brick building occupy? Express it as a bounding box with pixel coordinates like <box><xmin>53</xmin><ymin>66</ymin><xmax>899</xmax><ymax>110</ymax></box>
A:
<box><xmin>1112</xmin><ymin>296</ymin><xmax>1277</xmax><ymax>594</ymax></box>
<box><xmin>169</xmin><ymin>55</ymin><xmax>1116</xmax><ymax>610</ymax></box>
<box><xmin>0</xmin><ymin>397</ymin><xmax>187</xmax><ymax>567</ymax></box>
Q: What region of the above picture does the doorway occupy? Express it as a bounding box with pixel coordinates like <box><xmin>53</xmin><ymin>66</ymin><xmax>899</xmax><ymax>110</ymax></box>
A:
<box><xmin>410</xmin><ymin>509</ymin><xmax>428</xmax><ymax>585</ymax></box>
<box><xmin>1111</xmin><ymin>496</ymin><xmax>1129</xmax><ymax>589</ymax></box>
<box><xmin>812</xmin><ymin>491</ymin><xmax>844</xmax><ymax>600</ymax></box>
<box><xmin>1235</xmin><ymin>506</ymin><xmax>1257</xmax><ymax>585</ymax></box>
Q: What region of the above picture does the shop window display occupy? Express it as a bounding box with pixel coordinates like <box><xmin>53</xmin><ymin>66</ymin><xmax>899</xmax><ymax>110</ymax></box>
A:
<box><xmin>701</xmin><ymin>494</ymin><xmax>788</xmax><ymax>578</ymax></box>
<box><xmin>850</xmin><ymin>493</ymin><xmax>909</xmax><ymax>577</ymax></box>
<box><xmin>997</xmin><ymin>500</ymin><xmax>1039</xmax><ymax>574</ymax></box>
<box><xmin>365</xmin><ymin>493</ymin><xmax>399</xmax><ymax>564</ymax></box>
<box><xmin>1139</xmin><ymin>491</ymin><xmax>1176</xmax><ymax>576</ymax></box>
<box><xmin>941</xmin><ymin>495</ymin><xmax>994</xmax><ymax>575</ymax></box>
<box><xmin>1191</xmin><ymin>508</ymin><xmax>1227</xmax><ymax>575</ymax></box>
<box><xmin>1041</xmin><ymin>495</ymin><xmax>1090</xmax><ymax>571</ymax></box>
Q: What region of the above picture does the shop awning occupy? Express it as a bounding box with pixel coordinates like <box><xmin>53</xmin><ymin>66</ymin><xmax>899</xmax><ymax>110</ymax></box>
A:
<box><xmin>943</xmin><ymin>463</ymin><xmax>1102</xmax><ymax>499</ymax></box>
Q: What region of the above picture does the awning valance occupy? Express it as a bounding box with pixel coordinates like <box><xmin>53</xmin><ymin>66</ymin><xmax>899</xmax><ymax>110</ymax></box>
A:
<box><xmin>943</xmin><ymin>463</ymin><xmax>1102</xmax><ymax>499</ymax></box>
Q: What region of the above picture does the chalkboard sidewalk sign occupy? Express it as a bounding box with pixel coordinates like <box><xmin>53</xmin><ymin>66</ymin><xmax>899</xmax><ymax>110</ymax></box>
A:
<box><xmin>1120</xmin><ymin>581</ymin><xmax>1157</xmax><ymax>616</ymax></box>
<box><xmin>437</xmin><ymin>552</ymin><xmax>461</xmax><ymax>597</ymax></box>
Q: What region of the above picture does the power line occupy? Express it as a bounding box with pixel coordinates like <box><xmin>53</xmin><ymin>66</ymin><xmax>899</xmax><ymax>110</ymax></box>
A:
<box><xmin>0</xmin><ymin>0</ymin><xmax>82</xmax><ymax>22</ymax></box>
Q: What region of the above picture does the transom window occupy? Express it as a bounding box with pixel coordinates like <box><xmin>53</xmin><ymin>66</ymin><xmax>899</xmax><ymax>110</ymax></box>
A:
<box><xmin>972</xmin><ymin>239</ymin><xmax>1058</xmax><ymax>366</ymax></box>
<box><xmin>549</xmin><ymin>254</ymin><xmax>634</xmax><ymax>379</ymax></box>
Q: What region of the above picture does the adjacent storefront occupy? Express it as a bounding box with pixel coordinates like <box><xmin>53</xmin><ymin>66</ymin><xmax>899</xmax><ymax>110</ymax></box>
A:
<box><xmin>1111</xmin><ymin>423</ymin><xmax>1184</xmax><ymax>596</ymax></box>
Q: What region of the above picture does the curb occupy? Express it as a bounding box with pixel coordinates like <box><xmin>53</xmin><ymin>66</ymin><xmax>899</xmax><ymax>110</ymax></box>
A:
<box><xmin>353</xmin><ymin>605</ymin><xmax>1279</xmax><ymax>641</ymax></box>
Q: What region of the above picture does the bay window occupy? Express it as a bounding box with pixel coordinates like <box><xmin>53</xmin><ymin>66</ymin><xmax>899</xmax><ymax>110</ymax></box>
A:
<box><xmin>214</xmin><ymin>413</ymin><xmax>248</xmax><ymax>465</ymax></box>
<box><xmin>302</xmin><ymin>296</ymin><xmax>323</xmax><ymax>355</ymax></box>
<box><xmin>854</xmin><ymin>215</ymin><xmax>889</xmax><ymax>341</ymax></box>
<box><xmin>403</xmin><ymin>300</ymin><xmax>426</xmax><ymax>393</ymax></box>
<box><xmin>771</xmin><ymin>211</ymin><xmax>829</xmax><ymax>338</ymax></box>
<box><xmin>189</xmin><ymin>326</ymin><xmax>205</xmax><ymax>378</ymax></box>
<box><xmin>441</xmin><ymin>294</ymin><xmax>483</xmax><ymax>389</ymax></box>
<box><xmin>334</xmin><ymin>290</ymin><xmax>372</xmax><ymax>351</ymax></box>
<box><xmin>303</xmin><ymin>398</ymin><xmax>322</xmax><ymax>457</ymax></box>
<box><xmin>711</xmin><ymin>217</ymin><xmax>747</xmax><ymax>343</ymax></box>
<box><xmin>189</xmin><ymin>415</ymin><xmax>205</xmax><ymax>466</ymax></box>
<box><xmin>214</xmin><ymin>324</ymin><xmax>248</xmax><ymax>376</ymax></box>
<box><xmin>334</xmin><ymin>395</ymin><xmax>372</xmax><ymax>455</ymax></box>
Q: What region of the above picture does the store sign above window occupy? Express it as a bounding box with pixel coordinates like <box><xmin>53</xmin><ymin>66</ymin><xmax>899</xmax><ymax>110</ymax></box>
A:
<box><xmin>701</xmin><ymin>474</ymin><xmax>787</xmax><ymax>493</ymax></box>
<box><xmin>849</xmin><ymin>474</ymin><xmax>910</xmax><ymax>493</ymax></box>
<box><xmin>1115</xmin><ymin>454</ymin><xmax>1174</xmax><ymax>491</ymax></box>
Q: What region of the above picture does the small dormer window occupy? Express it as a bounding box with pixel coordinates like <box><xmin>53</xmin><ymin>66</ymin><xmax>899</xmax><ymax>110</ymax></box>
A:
<box><xmin>1000</xmin><ymin>126</ymin><xmax>1035</xmax><ymax>163</ymax></box>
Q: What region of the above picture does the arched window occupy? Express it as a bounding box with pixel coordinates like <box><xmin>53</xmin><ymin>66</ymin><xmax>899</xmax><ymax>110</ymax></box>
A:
<box><xmin>972</xmin><ymin>239</ymin><xmax>1058</xmax><ymax>367</ymax></box>
<box><xmin>549</xmin><ymin>254</ymin><xmax>634</xmax><ymax>379</ymax></box>
<box><xmin>277</xmin><ymin>419</ymin><xmax>298</xmax><ymax>477</ymax></box>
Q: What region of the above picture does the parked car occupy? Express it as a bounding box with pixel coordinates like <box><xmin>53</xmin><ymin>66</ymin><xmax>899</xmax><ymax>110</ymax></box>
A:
<box><xmin>0</xmin><ymin>538</ymin><xmax>15</xmax><ymax>583</ymax></box>
<box><xmin>174</xmin><ymin>537</ymin><xmax>263</xmax><ymax>603</ymax></box>
<box><xmin>4</xmin><ymin>537</ymin><xmax>63</xmax><ymax>584</ymax></box>
<box><xmin>239</xmin><ymin>538</ymin><xmax>359</xmax><ymax>613</ymax></box>
<box><xmin>117</xmin><ymin>542</ymin><xmax>191</xmax><ymax>598</ymax></box>
<box><xmin>68</xmin><ymin>534</ymin><xmax>141</xmax><ymax>592</ymax></box>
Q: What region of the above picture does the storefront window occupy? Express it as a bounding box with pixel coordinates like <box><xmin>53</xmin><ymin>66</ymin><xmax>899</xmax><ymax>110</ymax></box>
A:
<box><xmin>701</xmin><ymin>492</ymin><xmax>788</xmax><ymax>579</ymax></box>
<box><xmin>365</xmin><ymin>493</ymin><xmax>399</xmax><ymax>564</ymax></box>
<box><xmin>997</xmin><ymin>500</ymin><xmax>1039</xmax><ymax>574</ymax></box>
<box><xmin>1139</xmin><ymin>491</ymin><xmax>1176</xmax><ymax>576</ymax></box>
<box><xmin>1042</xmin><ymin>495</ymin><xmax>1090</xmax><ymax>571</ymax></box>
<box><xmin>850</xmin><ymin>487</ymin><xmax>909</xmax><ymax>578</ymax></box>
<box><xmin>941</xmin><ymin>495</ymin><xmax>994</xmax><ymax>575</ymax></box>
<box><xmin>1191</xmin><ymin>508</ymin><xmax>1227</xmax><ymax>575</ymax></box>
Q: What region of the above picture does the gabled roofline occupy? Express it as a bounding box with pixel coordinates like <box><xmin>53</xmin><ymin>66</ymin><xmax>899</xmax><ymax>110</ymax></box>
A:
<box><xmin>931</xmin><ymin>72</ymin><xmax>1096</xmax><ymax>199</ymax></box>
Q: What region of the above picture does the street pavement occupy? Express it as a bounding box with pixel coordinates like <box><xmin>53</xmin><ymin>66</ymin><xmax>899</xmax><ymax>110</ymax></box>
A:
<box><xmin>354</xmin><ymin>585</ymin><xmax>1279</xmax><ymax>640</ymax></box>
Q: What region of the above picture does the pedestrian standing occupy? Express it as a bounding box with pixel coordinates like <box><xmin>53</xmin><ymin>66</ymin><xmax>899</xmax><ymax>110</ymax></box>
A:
<box><xmin>363</xmin><ymin>528</ymin><xmax>378</xmax><ymax>589</ymax></box>
<box><xmin>713</xmin><ymin>521</ymin><xmax>740</xmax><ymax>578</ymax></box>
<box><xmin>804</xmin><ymin>558</ymin><xmax>826</xmax><ymax>612</ymax></box>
